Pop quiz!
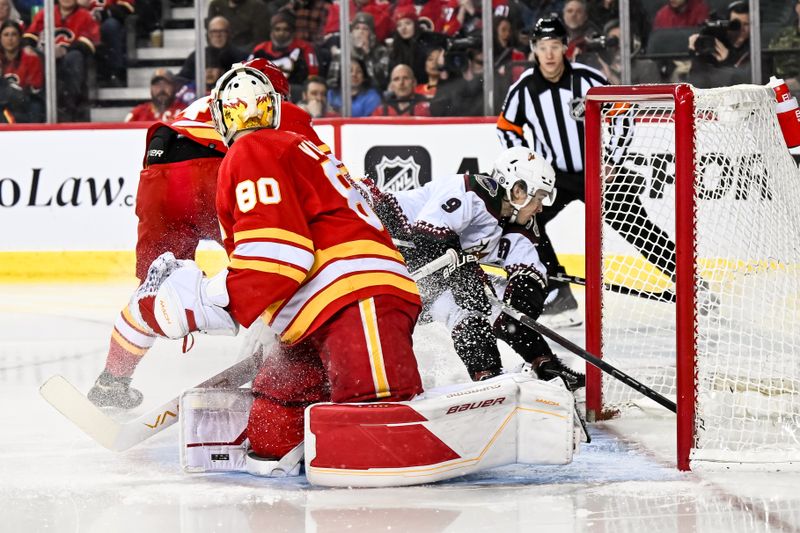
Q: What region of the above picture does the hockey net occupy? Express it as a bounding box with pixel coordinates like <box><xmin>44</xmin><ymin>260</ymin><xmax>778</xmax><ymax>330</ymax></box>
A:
<box><xmin>584</xmin><ymin>84</ymin><xmax>800</xmax><ymax>470</ymax></box>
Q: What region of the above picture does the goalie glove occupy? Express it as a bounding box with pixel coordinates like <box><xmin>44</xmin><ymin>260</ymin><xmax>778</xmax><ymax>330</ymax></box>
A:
<box><xmin>131</xmin><ymin>252</ymin><xmax>240</xmax><ymax>339</ymax></box>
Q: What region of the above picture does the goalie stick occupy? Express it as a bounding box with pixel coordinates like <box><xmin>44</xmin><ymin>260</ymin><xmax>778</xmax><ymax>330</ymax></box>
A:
<box><xmin>40</xmin><ymin>351</ymin><xmax>263</xmax><ymax>452</ymax></box>
<box><xmin>492</xmin><ymin>296</ymin><xmax>677</xmax><ymax>413</ymax></box>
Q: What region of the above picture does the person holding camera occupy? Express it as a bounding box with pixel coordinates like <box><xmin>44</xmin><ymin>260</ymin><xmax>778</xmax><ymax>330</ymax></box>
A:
<box><xmin>688</xmin><ymin>0</ymin><xmax>751</xmax><ymax>88</ymax></box>
<box><xmin>495</xmin><ymin>16</ymin><xmax>607</xmax><ymax>327</ymax></box>
<box><xmin>430</xmin><ymin>33</ymin><xmax>484</xmax><ymax>117</ymax></box>
<box><xmin>575</xmin><ymin>19</ymin><xmax>663</xmax><ymax>83</ymax></box>
<box><xmin>0</xmin><ymin>20</ymin><xmax>43</xmax><ymax>123</ymax></box>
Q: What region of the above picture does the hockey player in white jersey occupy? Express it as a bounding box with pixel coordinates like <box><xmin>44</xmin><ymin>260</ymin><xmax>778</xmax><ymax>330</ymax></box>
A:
<box><xmin>363</xmin><ymin>147</ymin><xmax>585</xmax><ymax>390</ymax></box>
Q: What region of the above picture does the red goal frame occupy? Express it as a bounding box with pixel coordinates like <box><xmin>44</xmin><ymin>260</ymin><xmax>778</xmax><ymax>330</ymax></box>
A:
<box><xmin>584</xmin><ymin>84</ymin><xmax>697</xmax><ymax>471</ymax></box>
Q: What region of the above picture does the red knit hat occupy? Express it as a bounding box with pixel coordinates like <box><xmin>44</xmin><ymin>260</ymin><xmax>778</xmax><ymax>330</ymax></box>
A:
<box><xmin>393</xmin><ymin>5</ymin><xmax>418</xmax><ymax>24</ymax></box>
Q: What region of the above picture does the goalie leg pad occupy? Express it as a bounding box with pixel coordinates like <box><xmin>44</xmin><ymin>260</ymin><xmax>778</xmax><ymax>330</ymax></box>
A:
<box><xmin>304</xmin><ymin>373</ymin><xmax>579</xmax><ymax>488</ymax></box>
<box><xmin>180</xmin><ymin>387</ymin><xmax>253</xmax><ymax>473</ymax></box>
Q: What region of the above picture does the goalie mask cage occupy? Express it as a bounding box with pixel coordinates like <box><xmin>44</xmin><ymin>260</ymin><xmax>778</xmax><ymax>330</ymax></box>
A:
<box><xmin>584</xmin><ymin>84</ymin><xmax>800</xmax><ymax>471</ymax></box>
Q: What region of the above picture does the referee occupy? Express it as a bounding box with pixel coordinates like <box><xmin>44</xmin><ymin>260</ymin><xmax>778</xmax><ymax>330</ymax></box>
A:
<box><xmin>496</xmin><ymin>16</ymin><xmax>607</xmax><ymax>328</ymax></box>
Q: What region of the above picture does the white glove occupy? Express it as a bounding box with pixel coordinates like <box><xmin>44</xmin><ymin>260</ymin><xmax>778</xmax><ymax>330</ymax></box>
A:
<box><xmin>130</xmin><ymin>253</ymin><xmax>239</xmax><ymax>339</ymax></box>
<box><xmin>153</xmin><ymin>263</ymin><xmax>240</xmax><ymax>339</ymax></box>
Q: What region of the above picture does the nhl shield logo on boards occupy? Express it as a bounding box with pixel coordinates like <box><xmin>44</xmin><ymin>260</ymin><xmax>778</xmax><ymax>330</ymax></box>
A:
<box><xmin>364</xmin><ymin>146</ymin><xmax>432</xmax><ymax>191</ymax></box>
<box><xmin>375</xmin><ymin>156</ymin><xmax>421</xmax><ymax>191</ymax></box>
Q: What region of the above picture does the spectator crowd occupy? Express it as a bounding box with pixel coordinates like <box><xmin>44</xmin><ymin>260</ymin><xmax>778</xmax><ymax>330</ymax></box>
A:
<box><xmin>2</xmin><ymin>0</ymin><xmax>800</xmax><ymax>123</ymax></box>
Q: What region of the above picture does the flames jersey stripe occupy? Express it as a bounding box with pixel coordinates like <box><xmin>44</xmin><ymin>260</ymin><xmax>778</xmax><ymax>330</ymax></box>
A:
<box><xmin>233</xmin><ymin>228</ymin><xmax>314</xmax><ymax>252</ymax></box>
<box><xmin>359</xmin><ymin>298</ymin><xmax>391</xmax><ymax>399</ymax></box>
<box><xmin>277</xmin><ymin>271</ymin><xmax>419</xmax><ymax>344</ymax></box>
<box><xmin>270</xmin><ymin>257</ymin><xmax>417</xmax><ymax>342</ymax></box>
<box><xmin>228</xmin><ymin>258</ymin><xmax>308</xmax><ymax>283</ymax></box>
<box><xmin>232</xmin><ymin>241</ymin><xmax>315</xmax><ymax>272</ymax></box>
<box><xmin>309</xmin><ymin>240</ymin><xmax>405</xmax><ymax>277</ymax></box>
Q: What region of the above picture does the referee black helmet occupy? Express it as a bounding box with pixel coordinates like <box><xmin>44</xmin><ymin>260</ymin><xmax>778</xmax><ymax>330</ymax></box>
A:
<box><xmin>531</xmin><ymin>16</ymin><xmax>568</xmax><ymax>45</ymax></box>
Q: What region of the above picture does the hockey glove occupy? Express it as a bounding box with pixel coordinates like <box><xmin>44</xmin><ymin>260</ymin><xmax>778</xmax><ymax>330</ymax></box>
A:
<box><xmin>131</xmin><ymin>252</ymin><xmax>239</xmax><ymax>339</ymax></box>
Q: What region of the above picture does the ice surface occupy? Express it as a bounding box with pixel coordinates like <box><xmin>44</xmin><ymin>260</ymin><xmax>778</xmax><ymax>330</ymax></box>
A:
<box><xmin>1</xmin><ymin>282</ymin><xmax>799</xmax><ymax>532</ymax></box>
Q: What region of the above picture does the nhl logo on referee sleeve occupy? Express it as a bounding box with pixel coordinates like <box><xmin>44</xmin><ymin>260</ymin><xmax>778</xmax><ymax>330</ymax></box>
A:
<box><xmin>365</xmin><ymin>146</ymin><xmax>432</xmax><ymax>192</ymax></box>
<box><xmin>569</xmin><ymin>97</ymin><xmax>586</xmax><ymax>121</ymax></box>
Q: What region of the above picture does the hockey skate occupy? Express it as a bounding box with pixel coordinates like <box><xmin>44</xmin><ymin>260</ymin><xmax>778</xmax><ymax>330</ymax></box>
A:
<box><xmin>539</xmin><ymin>285</ymin><xmax>583</xmax><ymax>328</ymax></box>
<box><xmin>532</xmin><ymin>355</ymin><xmax>585</xmax><ymax>391</ymax></box>
<box><xmin>87</xmin><ymin>371</ymin><xmax>144</xmax><ymax>409</ymax></box>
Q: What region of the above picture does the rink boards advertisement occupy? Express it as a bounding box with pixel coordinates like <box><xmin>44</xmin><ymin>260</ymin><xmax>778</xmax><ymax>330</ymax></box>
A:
<box><xmin>0</xmin><ymin>118</ymin><xmax>585</xmax><ymax>279</ymax></box>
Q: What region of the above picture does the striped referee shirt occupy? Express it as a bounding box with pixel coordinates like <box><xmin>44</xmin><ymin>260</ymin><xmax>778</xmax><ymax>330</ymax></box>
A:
<box><xmin>496</xmin><ymin>61</ymin><xmax>607</xmax><ymax>174</ymax></box>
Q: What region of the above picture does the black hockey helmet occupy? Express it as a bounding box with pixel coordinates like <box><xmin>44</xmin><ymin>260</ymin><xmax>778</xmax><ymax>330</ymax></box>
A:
<box><xmin>531</xmin><ymin>16</ymin><xmax>568</xmax><ymax>45</ymax></box>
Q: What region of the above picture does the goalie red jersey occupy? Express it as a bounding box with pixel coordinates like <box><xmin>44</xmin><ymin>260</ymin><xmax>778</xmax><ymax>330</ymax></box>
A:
<box><xmin>216</xmin><ymin>128</ymin><xmax>420</xmax><ymax>343</ymax></box>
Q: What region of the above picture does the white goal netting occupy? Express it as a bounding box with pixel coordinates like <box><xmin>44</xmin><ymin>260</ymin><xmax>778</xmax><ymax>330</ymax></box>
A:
<box><xmin>592</xmin><ymin>85</ymin><xmax>800</xmax><ymax>467</ymax></box>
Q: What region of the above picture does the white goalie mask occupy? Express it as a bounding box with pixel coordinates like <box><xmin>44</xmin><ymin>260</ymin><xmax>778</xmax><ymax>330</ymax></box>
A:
<box><xmin>492</xmin><ymin>147</ymin><xmax>557</xmax><ymax>211</ymax></box>
<box><xmin>210</xmin><ymin>62</ymin><xmax>282</xmax><ymax>146</ymax></box>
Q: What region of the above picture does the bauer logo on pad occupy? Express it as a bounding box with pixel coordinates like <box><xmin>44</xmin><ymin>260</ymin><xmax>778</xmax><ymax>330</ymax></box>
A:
<box><xmin>365</xmin><ymin>146</ymin><xmax>432</xmax><ymax>191</ymax></box>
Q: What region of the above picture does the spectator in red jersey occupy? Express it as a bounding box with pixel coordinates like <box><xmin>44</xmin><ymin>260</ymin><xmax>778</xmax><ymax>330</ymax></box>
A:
<box><xmin>0</xmin><ymin>20</ymin><xmax>43</xmax><ymax>122</ymax></box>
<box><xmin>372</xmin><ymin>63</ymin><xmax>431</xmax><ymax>117</ymax></box>
<box><xmin>322</xmin><ymin>0</ymin><xmax>392</xmax><ymax>42</ymax></box>
<box><xmin>453</xmin><ymin>0</ymin><xmax>482</xmax><ymax>36</ymax></box>
<box><xmin>652</xmin><ymin>0</ymin><xmax>710</xmax><ymax>29</ymax></box>
<box><xmin>395</xmin><ymin>0</ymin><xmax>455</xmax><ymax>35</ymax></box>
<box><xmin>415</xmin><ymin>46</ymin><xmax>445</xmax><ymax>100</ymax></box>
<box><xmin>125</xmin><ymin>68</ymin><xmax>186</xmax><ymax>122</ymax></box>
<box><xmin>0</xmin><ymin>0</ymin><xmax>22</xmax><ymax>27</ymax></box>
<box><xmin>388</xmin><ymin>6</ymin><xmax>429</xmax><ymax>85</ymax></box>
<box><xmin>251</xmin><ymin>11</ymin><xmax>318</xmax><ymax>98</ymax></box>
<box><xmin>298</xmin><ymin>75</ymin><xmax>339</xmax><ymax>117</ymax></box>
<box><xmin>23</xmin><ymin>0</ymin><xmax>100</xmax><ymax>121</ymax></box>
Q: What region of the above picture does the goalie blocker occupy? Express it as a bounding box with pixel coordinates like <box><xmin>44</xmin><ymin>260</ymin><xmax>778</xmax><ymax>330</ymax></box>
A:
<box><xmin>180</xmin><ymin>367</ymin><xmax>583</xmax><ymax>487</ymax></box>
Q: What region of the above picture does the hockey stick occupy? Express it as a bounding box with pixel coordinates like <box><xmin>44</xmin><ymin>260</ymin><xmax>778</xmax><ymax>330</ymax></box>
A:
<box><xmin>40</xmin><ymin>350</ymin><xmax>264</xmax><ymax>452</ymax></box>
<box><xmin>410</xmin><ymin>249</ymin><xmax>460</xmax><ymax>282</ymax></box>
<box><xmin>481</xmin><ymin>264</ymin><xmax>675</xmax><ymax>304</ymax></box>
<box><xmin>549</xmin><ymin>273</ymin><xmax>676</xmax><ymax>304</ymax></box>
<box><xmin>493</xmin><ymin>298</ymin><xmax>677</xmax><ymax>413</ymax></box>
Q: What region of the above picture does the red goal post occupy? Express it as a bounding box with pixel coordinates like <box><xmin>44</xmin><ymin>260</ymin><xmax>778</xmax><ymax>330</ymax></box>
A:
<box><xmin>583</xmin><ymin>84</ymin><xmax>800</xmax><ymax>471</ymax></box>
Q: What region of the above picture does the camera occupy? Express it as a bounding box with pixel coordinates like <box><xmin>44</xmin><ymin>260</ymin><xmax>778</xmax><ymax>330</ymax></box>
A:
<box><xmin>582</xmin><ymin>34</ymin><xmax>619</xmax><ymax>53</ymax></box>
<box><xmin>443</xmin><ymin>35</ymin><xmax>482</xmax><ymax>74</ymax></box>
<box><xmin>581</xmin><ymin>34</ymin><xmax>621</xmax><ymax>64</ymax></box>
<box><xmin>694</xmin><ymin>17</ymin><xmax>741</xmax><ymax>57</ymax></box>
